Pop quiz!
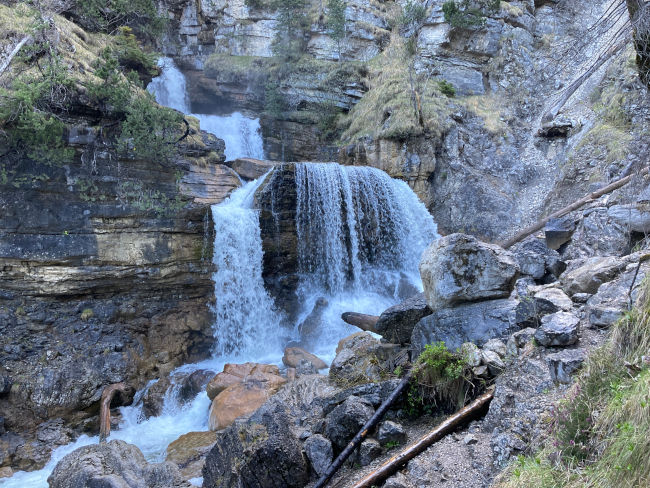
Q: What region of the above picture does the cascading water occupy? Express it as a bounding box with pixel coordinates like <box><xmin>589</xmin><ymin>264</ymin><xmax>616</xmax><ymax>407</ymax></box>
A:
<box><xmin>147</xmin><ymin>57</ymin><xmax>264</xmax><ymax>161</ymax></box>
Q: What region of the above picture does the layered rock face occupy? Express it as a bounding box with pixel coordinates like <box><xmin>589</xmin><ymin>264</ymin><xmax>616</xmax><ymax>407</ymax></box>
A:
<box><xmin>0</xmin><ymin>117</ymin><xmax>239</xmax><ymax>467</ymax></box>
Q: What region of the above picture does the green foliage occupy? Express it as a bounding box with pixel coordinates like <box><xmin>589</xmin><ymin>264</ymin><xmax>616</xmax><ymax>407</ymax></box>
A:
<box><xmin>327</xmin><ymin>0</ymin><xmax>347</xmax><ymax>59</ymax></box>
<box><xmin>399</xmin><ymin>1</ymin><xmax>427</xmax><ymax>31</ymax></box>
<box><xmin>87</xmin><ymin>48</ymin><xmax>133</xmax><ymax>113</ymax></box>
<box><xmin>75</xmin><ymin>0</ymin><xmax>166</xmax><ymax>36</ymax></box>
<box><xmin>384</xmin><ymin>440</ymin><xmax>401</xmax><ymax>450</ymax></box>
<box><xmin>406</xmin><ymin>341</ymin><xmax>470</xmax><ymax>417</ymax></box>
<box><xmin>118</xmin><ymin>94</ymin><xmax>184</xmax><ymax>161</ymax></box>
<box><xmin>271</xmin><ymin>0</ymin><xmax>309</xmax><ymax>61</ymax></box>
<box><xmin>80</xmin><ymin>308</ymin><xmax>94</xmax><ymax>321</ymax></box>
<box><xmin>264</xmin><ymin>80</ymin><xmax>286</xmax><ymax>119</ymax></box>
<box><xmin>442</xmin><ymin>0</ymin><xmax>500</xmax><ymax>29</ymax></box>
<box><xmin>437</xmin><ymin>79</ymin><xmax>456</xmax><ymax>97</ymax></box>
<box><xmin>245</xmin><ymin>0</ymin><xmax>266</xmax><ymax>8</ymax></box>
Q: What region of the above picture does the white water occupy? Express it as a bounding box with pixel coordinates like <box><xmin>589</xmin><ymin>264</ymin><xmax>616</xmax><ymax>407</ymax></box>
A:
<box><xmin>147</xmin><ymin>57</ymin><xmax>264</xmax><ymax>161</ymax></box>
<box><xmin>1</xmin><ymin>62</ymin><xmax>437</xmax><ymax>488</ymax></box>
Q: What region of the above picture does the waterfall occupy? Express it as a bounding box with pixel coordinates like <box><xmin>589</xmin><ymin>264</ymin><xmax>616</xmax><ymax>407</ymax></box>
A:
<box><xmin>147</xmin><ymin>58</ymin><xmax>264</xmax><ymax>161</ymax></box>
<box><xmin>210</xmin><ymin>174</ymin><xmax>283</xmax><ymax>358</ymax></box>
<box><xmin>295</xmin><ymin>163</ymin><xmax>438</xmax><ymax>297</ymax></box>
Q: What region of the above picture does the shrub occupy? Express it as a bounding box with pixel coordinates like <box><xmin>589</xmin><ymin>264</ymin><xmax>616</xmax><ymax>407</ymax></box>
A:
<box><xmin>74</xmin><ymin>0</ymin><xmax>166</xmax><ymax>37</ymax></box>
<box><xmin>438</xmin><ymin>79</ymin><xmax>456</xmax><ymax>97</ymax></box>
<box><xmin>399</xmin><ymin>1</ymin><xmax>427</xmax><ymax>31</ymax></box>
<box><xmin>442</xmin><ymin>0</ymin><xmax>500</xmax><ymax>29</ymax></box>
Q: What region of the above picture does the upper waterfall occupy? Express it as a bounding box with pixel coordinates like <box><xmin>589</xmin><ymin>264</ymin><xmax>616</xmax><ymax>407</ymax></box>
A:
<box><xmin>147</xmin><ymin>58</ymin><xmax>264</xmax><ymax>161</ymax></box>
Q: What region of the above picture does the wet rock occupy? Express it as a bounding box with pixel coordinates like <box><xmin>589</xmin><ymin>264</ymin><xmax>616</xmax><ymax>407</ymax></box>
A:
<box><xmin>545</xmin><ymin>216</ymin><xmax>576</xmax><ymax>250</ymax></box>
<box><xmin>330</xmin><ymin>332</ymin><xmax>402</xmax><ymax>385</ymax></box>
<box><xmin>547</xmin><ymin>349</ymin><xmax>587</xmax><ymax>384</ymax></box>
<box><xmin>166</xmin><ymin>431</ymin><xmax>217</xmax><ymax>480</ymax></box>
<box><xmin>142</xmin><ymin>377</ymin><xmax>172</xmax><ymax>418</ymax></box>
<box><xmin>202</xmin><ymin>404</ymin><xmax>309</xmax><ymax>488</ymax></box>
<box><xmin>325</xmin><ymin>396</ymin><xmax>374</xmax><ymax>450</ymax></box>
<box><xmin>298</xmin><ymin>298</ymin><xmax>329</xmax><ymax>349</ymax></box>
<box><xmin>420</xmin><ymin>234</ymin><xmax>519</xmax><ymax>310</ymax></box>
<box><xmin>227</xmin><ymin>158</ymin><xmax>276</xmax><ymax>181</ymax></box>
<box><xmin>357</xmin><ymin>438</ymin><xmax>382</xmax><ymax>466</ymax></box>
<box><xmin>48</xmin><ymin>439</ymin><xmax>190</xmax><ymax>488</ymax></box>
<box><xmin>481</xmin><ymin>350</ymin><xmax>506</xmax><ymax>376</ymax></box>
<box><xmin>178</xmin><ymin>370</ymin><xmax>215</xmax><ymax>404</ymax></box>
<box><xmin>377</xmin><ymin>421</ymin><xmax>407</xmax><ymax>446</ymax></box>
<box><xmin>561</xmin><ymin>256</ymin><xmax>627</xmax><ymax>296</ymax></box>
<box><xmin>303</xmin><ymin>434</ymin><xmax>332</xmax><ymax>476</ymax></box>
<box><xmin>412</xmin><ymin>298</ymin><xmax>518</xmax><ymax>357</ymax></box>
<box><xmin>534</xmin><ymin>312</ymin><xmax>580</xmax><ymax>347</ymax></box>
<box><xmin>0</xmin><ymin>466</ymin><xmax>12</xmax><ymax>478</ymax></box>
<box><xmin>374</xmin><ymin>293</ymin><xmax>432</xmax><ymax>345</ymax></box>
<box><xmin>282</xmin><ymin>347</ymin><xmax>327</xmax><ymax>370</ymax></box>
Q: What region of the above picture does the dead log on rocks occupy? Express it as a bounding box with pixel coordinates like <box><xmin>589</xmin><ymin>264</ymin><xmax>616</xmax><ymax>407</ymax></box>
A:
<box><xmin>0</xmin><ymin>36</ymin><xmax>31</xmax><ymax>77</ymax></box>
<box><xmin>500</xmin><ymin>166</ymin><xmax>650</xmax><ymax>249</ymax></box>
<box><xmin>349</xmin><ymin>387</ymin><xmax>495</xmax><ymax>488</ymax></box>
<box><xmin>99</xmin><ymin>383</ymin><xmax>129</xmax><ymax>443</ymax></box>
<box><xmin>313</xmin><ymin>370</ymin><xmax>413</xmax><ymax>488</ymax></box>
<box><xmin>341</xmin><ymin>312</ymin><xmax>379</xmax><ymax>333</ymax></box>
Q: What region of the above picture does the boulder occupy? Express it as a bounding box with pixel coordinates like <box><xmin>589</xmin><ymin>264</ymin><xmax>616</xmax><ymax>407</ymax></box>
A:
<box><xmin>142</xmin><ymin>376</ymin><xmax>172</xmax><ymax>418</ymax></box>
<box><xmin>0</xmin><ymin>467</ymin><xmax>12</xmax><ymax>478</ymax></box>
<box><xmin>515</xmin><ymin>296</ymin><xmax>559</xmax><ymax>328</ymax></box>
<box><xmin>298</xmin><ymin>298</ymin><xmax>329</xmax><ymax>349</ymax></box>
<box><xmin>330</xmin><ymin>333</ymin><xmax>402</xmax><ymax>385</ymax></box>
<box><xmin>534</xmin><ymin>312</ymin><xmax>580</xmax><ymax>347</ymax></box>
<box><xmin>166</xmin><ymin>431</ymin><xmax>217</xmax><ymax>480</ymax></box>
<box><xmin>202</xmin><ymin>405</ymin><xmax>309</xmax><ymax>488</ymax></box>
<box><xmin>419</xmin><ymin>234</ymin><xmax>519</xmax><ymax>310</ymax></box>
<box><xmin>481</xmin><ymin>350</ymin><xmax>506</xmax><ymax>376</ymax></box>
<box><xmin>377</xmin><ymin>421</ymin><xmax>407</xmax><ymax>446</ymax></box>
<box><xmin>460</xmin><ymin>342</ymin><xmax>482</xmax><ymax>367</ymax></box>
<box><xmin>209</xmin><ymin>380</ymin><xmax>281</xmax><ymax>431</ymax></box>
<box><xmin>374</xmin><ymin>293</ymin><xmax>432</xmax><ymax>344</ymax></box>
<box><xmin>282</xmin><ymin>347</ymin><xmax>327</xmax><ymax>370</ymax></box>
<box><xmin>325</xmin><ymin>396</ymin><xmax>375</xmax><ymax>450</ymax></box>
<box><xmin>227</xmin><ymin>158</ymin><xmax>276</xmax><ymax>181</ymax></box>
<box><xmin>178</xmin><ymin>370</ymin><xmax>215</xmax><ymax>404</ymax></box>
<box><xmin>607</xmin><ymin>203</ymin><xmax>650</xmax><ymax>233</ymax></box>
<box><xmin>48</xmin><ymin>440</ymin><xmax>191</xmax><ymax>488</ymax></box>
<box><xmin>483</xmin><ymin>339</ymin><xmax>507</xmax><ymax>358</ymax></box>
<box><xmin>544</xmin><ymin>216</ymin><xmax>576</xmax><ymax>250</ymax></box>
<box><xmin>206</xmin><ymin>362</ymin><xmax>283</xmax><ymax>400</ymax></box>
<box><xmin>511</xmin><ymin>237</ymin><xmax>565</xmax><ymax>280</ymax></box>
<box><xmin>533</xmin><ymin>287</ymin><xmax>573</xmax><ymax>311</ymax></box>
<box><xmin>561</xmin><ymin>256</ymin><xmax>627</xmax><ymax>296</ymax></box>
<box><xmin>562</xmin><ymin>208</ymin><xmax>631</xmax><ymax>259</ymax></box>
<box><xmin>411</xmin><ymin>298</ymin><xmax>518</xmax><ymax>357</ymax></box>
<box><xmin>357</xmin><ymin>438</ymin><xmax>382</xmax><ymax>466</ymax></box>
<box><xmin>303</xmin><ymin>434</ymin><xmax>332</xmax><ymax>476</ymax></box>
<box><xmin>547</xmin><ymin>349</ymin><xmax>587</xmax><ymax>384</ymax></box>
<box><xmin>506</xmin><ymin>328</ymin><xmax>536</xmax><ymax>356</ymax></box>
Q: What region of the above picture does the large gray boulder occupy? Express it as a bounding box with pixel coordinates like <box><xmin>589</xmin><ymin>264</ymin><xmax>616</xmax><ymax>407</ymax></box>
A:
<box><xmin>511</xmin><ymin>237</ymin><xmax>565</xmax><ymax>280</ymax></box>
<box><xmin>561</xmin><ymin>256</ymin><xmax>627</xmax><ymax>296</ymax></box>
<box><xmin>48</xmin><ymin>440</ymin><xmax>190</xmax><ymax>488</ymax></box>
<box><xmin>534</xmin><ymin>312</ymin><xmax>580</xmax><ymax>347</ymax></box>
<box><xmin>202</xmin><ymin>404</ymin><xmax>309</xmax><ymax>488</ymax></box>
<box><xmin>419</xmin><ymin>234</ymin><xmax>519</xmax><ymax>310</ymax></box>
<box><xmin>411</xmin><ymin>298</ymin><xmax>518</xmax><ymax>357</ymax></box>
<box><xmin>374</xmin><ymin>293</ymin><xmax>432</xmax><ymax>344</ymax></box>
<box><xmin>324</xmin><ymin>396</ymin><xmax>374</xmax><ymax>450</ymax></box>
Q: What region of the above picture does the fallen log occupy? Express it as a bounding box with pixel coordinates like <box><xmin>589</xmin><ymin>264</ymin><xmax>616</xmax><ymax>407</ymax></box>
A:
<box><xmin>313</xmin><ymin>370</ymin><xmax>413</xmax><ymax>488</ymax></box>
<box><xmin>341</xmin><ymin>312</ymin><xmax>379</xmax><ymax>333</ymax></box>
<box><xmin>0</xmin><ymin>36</ymin><xmax>31</xmax><ymax>77</ymax></box>
<box><xmin>349</xmin><ymin>387</ymin><xmax>495</xmax><ymax>488</ymax></box>
<box><xmin>500</xmin><ymin>166</ymin><xmax>649</xmax><ymax>249</ymax></box>
<box><xmin>99</xmin><ymin>382</ymin><xmax>129</xmax><ymax>443</ymax></box>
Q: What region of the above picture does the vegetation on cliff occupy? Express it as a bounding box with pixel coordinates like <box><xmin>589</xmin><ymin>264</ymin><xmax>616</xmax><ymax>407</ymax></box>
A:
<box><xmin>497</xmin><ymin>280</ymin><xmax>650</xmax><ymax>488</ymax></box>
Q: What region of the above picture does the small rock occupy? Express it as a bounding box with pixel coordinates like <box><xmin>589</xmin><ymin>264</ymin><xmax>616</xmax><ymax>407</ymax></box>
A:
<box><xmin>534</xmin><ymin>287</ymin><xmax>573</xmax><ymax>311</ymax></box>
<box><xmin>383</xmin><ymin>472</ymin><xmax>410</xmax><ymax>488</ymax></box>
<box><xmin>483</xmin><ymin>339</ymin><xmax>507</xmax><ymax>358</ymax></box>
<box><xmin>506</xmin><ymin>328</ymin><xmax>537</xmax><ymax>356</ymax></box>
<box><xmin>296</xmin><ymin>359</ymin><xmax>318</xmax><ymax>376</ymax></box>
<box><xmin>572</xmin><ymin>293</ymin><xmax>592</xmax><ymax>303</ymax></box>
<box><xmin>283</xmin><ymin>347</ymin><xmax>327</xmax><ymax>370</ymax></box>
<box><xmin>463</xmin><ymin>433</ymin><xmax>478</xmax><ymax>445</ymax></box>
<box><xmin>547</xmin><ymin>349</ymin><xmax>587</xmax><ymax>383</ymax></box>
<box><xmin>472</xmin><ymin>365</ymin><xmax>489</xmax><ymax>378</ymax></box>
<box><xmin>357</xmin><ymin>438</ymin><xmax>382</xmax><ymax>466</ymax></box>
<box><xmin>0</xmin><ymin>467</ymin><xmax>13</xmax><ymax>478</ymax></box>
<box><xmin>303</xmin><ymin>434</ymin><xmax>332</xmax><ymax>476</ymax></box>
<box><xmin>142</xmin><ymin>376</ymin><xmax>171</xmax><ymax>418</ymax></box>
<box><xmin>534</xmin><ymin>312</ymin><xmax>580</xmax><ymax>347</ymax></box>
<box><xmin>375</xmin><ymin>293</ymin><xmax>432</xmax><ymax>344</ymax></box>
<box><xmin>515</xmin><ymin>296</ymin><xmax>559</xmax><ymax>327</ymax></box>
<box><xmin>377</xmin><ymin>421</ymin><xmax>407</xmax><ymax>446</ymax></box>
<box><xmin>460</xmin><ymin>342</ymin><xmax>481</xmax><ymax>367</ymax></box>
<box><xmin>481</xmin><ymin>350</ymin><xmax>505</xmax><ymax>376</ymax></box>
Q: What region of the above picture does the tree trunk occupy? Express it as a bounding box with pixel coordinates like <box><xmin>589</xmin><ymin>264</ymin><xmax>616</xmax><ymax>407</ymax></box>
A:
<box><xmin>99</xmin><ymin>383</ymin><xmax>129</xmax><ymax>443</ymax></box>
<box><xmin>341</xmin><ymin>312</ymin><xmax>379</xmax><ymax>333</ymax></box>
<box><xmin>626</xmin><ymin>0</ymin><xmax>650</xmax><ymax>87</ymax></box>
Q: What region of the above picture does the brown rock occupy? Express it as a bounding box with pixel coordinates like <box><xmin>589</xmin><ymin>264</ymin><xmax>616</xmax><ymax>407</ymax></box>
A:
<box><xmin>206</xmin><ymin>363</ymin><xmax>281</xmax><ymax>400</ymax></box>
<box><xmin>282</xmin><ymin>347</ymin><xmax>328</xmax><ymax>370</ymax></box>
<box><xmin>227</xmin><ymin>158</ymin><xmax>277</xmax><ymax>180</ymax></box>
<box><xmin>0</xmin><ymin>466</ymin><xmax>13</xmax><ymax>478</ymax></box>
<box><xmin>208</xmin><ymin>383</ymin><xmax>271</xmax><ymax>431</ymax></box>
<box><xmin>166</xmin><ymin>431</ymin><xmax>217</xmax><ymax>480</ymax></box>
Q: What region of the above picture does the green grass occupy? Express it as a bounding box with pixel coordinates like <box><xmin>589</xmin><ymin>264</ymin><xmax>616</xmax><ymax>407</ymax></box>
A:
<box><xmin>496</xmin><ymin>281</ymin><xmax>650</xmax><ymax>488</ymax></box>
